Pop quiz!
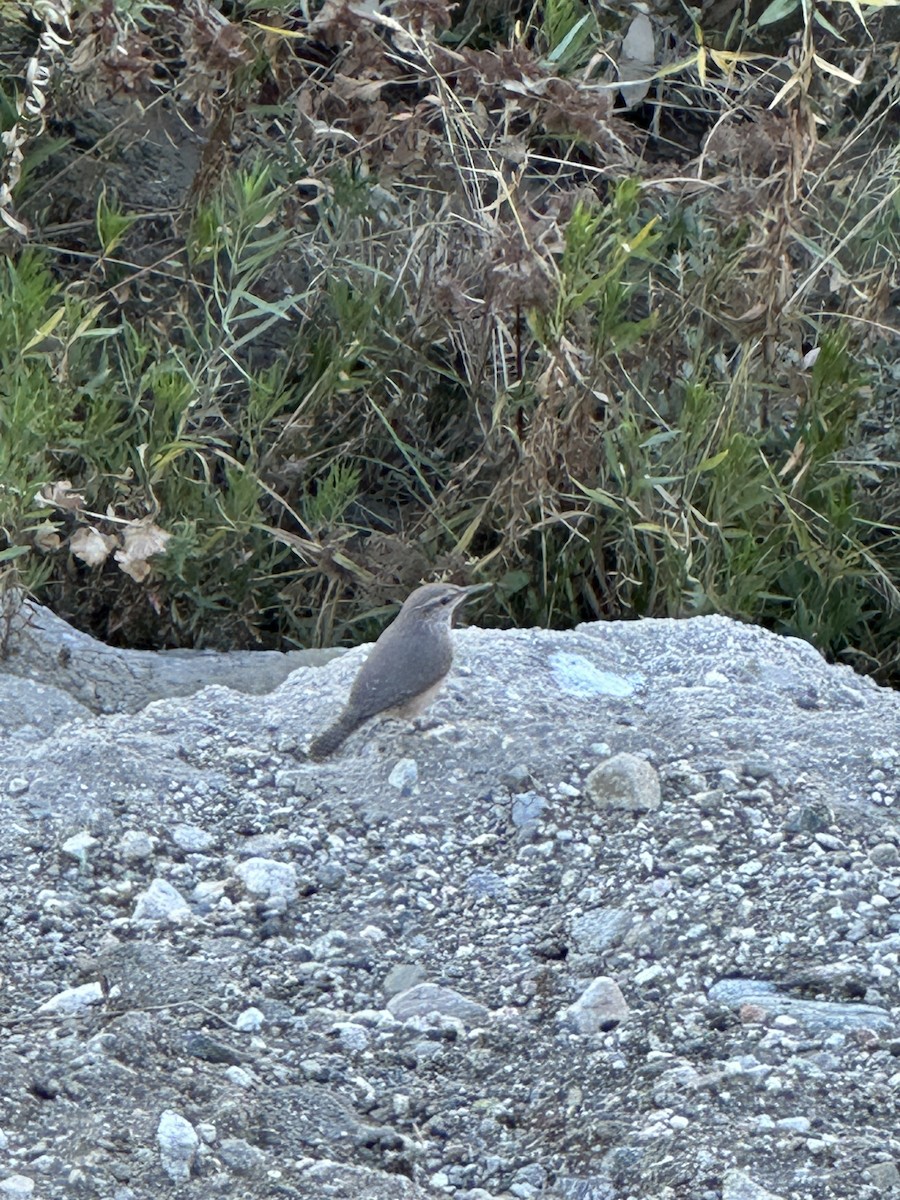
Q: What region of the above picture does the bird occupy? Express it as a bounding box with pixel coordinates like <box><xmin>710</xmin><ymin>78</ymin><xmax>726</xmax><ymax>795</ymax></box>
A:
<box><xmin>308</xmin><ymin>581</ymin><xmax>488</xmax><ymax>760</ymax></box>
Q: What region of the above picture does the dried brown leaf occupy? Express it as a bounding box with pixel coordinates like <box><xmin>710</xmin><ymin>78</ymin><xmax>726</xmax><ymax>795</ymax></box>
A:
<box><xmin>114</xmin><ymin>520</ymin><xmax>173</xmax><ymax>583</ymax></box>
<box><xmin>70</xmin><ymin>526</ymin><xmax>117</xmax><ymax>567</ymax></box>
<box><xmin>34</xmin><ymin>480</ymin><xmax>85</xmax><ymax>511</ymax></box>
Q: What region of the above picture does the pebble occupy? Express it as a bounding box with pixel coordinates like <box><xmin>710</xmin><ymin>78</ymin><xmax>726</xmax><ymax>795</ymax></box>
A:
<box><xmin>234</xmin><ymin>857</ymin><xmax>298</xmax><ymax>903</ymax></box>
<box><xmin>235</xmin><ymin>1007</ymin><xmax>264</xmax><ymax>1033</ymax></box>
<box><xmin>387</xmin><ymin>984</ymin><xmax>489</xmax><ymax>1025</ymax></box>
<box><xmin>560</xmin><ymin>976</ymin><xmax>629</xmax><ymax>1034</ymax></box>
<box><xmin>383</xmin><ymin>963</ymin><xmax>427</xmax><ymax>997</ymax></box>
<box><xmin>0</xmin><ymin>1179</ymin><xmax>34</xmax><ymax>1199</ymax></box>
<box><xmin>36</xmin><ymin>982</ymin><xmax>104</xmax><ymax>1016</ymax></box>
<box><xmin>117</xmin><ymin>830</ymin><xmax>156</xmax><ymax>860</ymax></box>
<box><xmin>171</xmin><ymin>824</ymin><xmax>215</xmax><ymax>852</ymax></box>
<box><xmin>585</xmin><ymin>753</ymin><xmax>661</xmax><ymax>812</ymax></box>
<box><xmin>132</xmin><ymin>879</ymin><xmax>190</xmax><ymax>922</ymax></box>
<box><xmin>388</xmin><ymin>758</ymin><xmax>418</xmax><ymax>790</ymax></box>
<box><xmin>61</xmin><ymin>832</ymin><xmax>100</xmax><ymax>861</ymax></box>
<box><xmin>512</xmin><ymin>792</ymin><xmax>547</xmax><ymax>827</ymax></box>
<box><xmin>157</xmin><ymin>1111</ymin><xmax>198</xmax><ymax>1183</ymax></box>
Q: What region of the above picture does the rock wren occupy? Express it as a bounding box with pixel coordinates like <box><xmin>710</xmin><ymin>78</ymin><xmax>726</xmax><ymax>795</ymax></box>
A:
<box><xmin>308</xmin><ymin>582</ymin><xmax>487</xmax><ymax>760</ymax></box>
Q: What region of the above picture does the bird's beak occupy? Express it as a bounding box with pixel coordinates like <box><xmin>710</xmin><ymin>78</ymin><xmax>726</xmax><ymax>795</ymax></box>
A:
<box><xmin>446</xmin><ymin>584</ymin><xmax>488</xmax><ymax>627</ymax></box>
<box><xmin>450</xmin><ymin>582</ymin><xmax>491</xmax><ymax>620</ymax></box>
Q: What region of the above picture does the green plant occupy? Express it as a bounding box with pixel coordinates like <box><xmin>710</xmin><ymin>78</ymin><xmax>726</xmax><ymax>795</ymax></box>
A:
<box><xmin>96</xmin><ymin>188</ymin><xmax>139</xmax><ymax>257</ymax></box>
<box><xmin>531</xmin><ymin>184</ymin><xmax>659</xmax><ymax>355</ymax></box>
<box><xmin>567</xmin><ymin>333</ymin><xmax>895</xmax><ymax>669</ymax></box>
<box><xmin>538</xmin><ymin>0</ymin><xmax>597</xmax><ymax>71</ymax></box>
<box><xmin>1</xmin><ymin>0</ymin><xmax>896</xmax><ymax>679</ymax></box>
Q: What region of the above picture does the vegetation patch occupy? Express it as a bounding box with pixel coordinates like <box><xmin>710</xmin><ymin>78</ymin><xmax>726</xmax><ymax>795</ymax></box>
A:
<box><xmin>0</xmin><ymin>0</ymin><xmax>897</xmax><ymax>679</ymax></box>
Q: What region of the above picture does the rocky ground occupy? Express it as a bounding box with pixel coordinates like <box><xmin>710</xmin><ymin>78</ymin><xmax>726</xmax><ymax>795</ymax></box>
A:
<box><xmin>0</xmin><ymin>604</ymin><xmax>898</xmax><ymax>1200</ymax></box>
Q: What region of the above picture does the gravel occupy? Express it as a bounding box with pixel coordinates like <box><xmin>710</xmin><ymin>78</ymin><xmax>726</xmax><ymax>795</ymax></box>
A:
<box><xmin>0</xmin><ymin>612</ymin><xmax>898</xmax><ymax>1199</ymax></box>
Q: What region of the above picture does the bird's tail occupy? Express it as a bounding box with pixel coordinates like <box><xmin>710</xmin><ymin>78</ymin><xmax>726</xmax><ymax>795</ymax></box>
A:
<box><xmin>308</xmin><ymin>710</ymin><xmax>362</xmax><ymax>761</ymax></box>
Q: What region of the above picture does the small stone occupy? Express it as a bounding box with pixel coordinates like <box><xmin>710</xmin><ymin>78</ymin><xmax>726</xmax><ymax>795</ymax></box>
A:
<box><xmin>784</xmin><ymin>803</ymin><xmax>832</xmax><ymax>833</ymax></box>
<box><xmin>549</xmin><ymin>652</ymin><xmax>635</xmax><ymax>697</ymax></box>
<box><xmin>218</xmin><ymin>1137</ymin><xmax>265</xmax><ymax>1174</ymax></box>
<box><xmin>552</xmin><ymin>1174</ymin><xmax>617</xmax><ymax>1199</ymax></box>
<box><xmin>634</xmin><ymin>964</ymin><xmax>663</xmax><ymax>985</ymax></box>
<box><xmin>225</xmin><ymin>1066</ymin><xmax>255</xmax><ymax>1088</ymax></box>
<box><xmin>775</xmin><ymin>1117</ymin><xmax>810</xmax><ymax>1133</ymax></box>
<box><xmin>742</xmin><ymin>755</ymin><xmax>776</xmax><ymax>779</ymax></box>
<box><xmin>465</xmin><ymin>869</ymin><xmax>509</xmax><ymax>900</ymax></box>
<box><xmin>234</xmin><ymin>857</ymin><xmax>298</xmax><ymax>904</ymax></box>
<box><xmin>722</xmin><ymin>1169</ymin><xmax>786</xmax><ymax>1200</ymax></box>
<box><xmin>737</xmin><ymin>859</ymin><xmax>764</xmax><ymax>876</ymax></box>
<box><xmin>37</xmin><ymin>982</ymin><xmax>104</xmax><ymax>1016</ymax></box>
<box><xmin>388</xmin><ymin>758</ymin><xmax>418</xmax><ymax>790</ymax></box>
<box><xmin>561</xmin><ymin>977</ymin><xmax>629</xmax><ymax>1034</ymax></box>
<box><xmin>171</xmin><ymin>824</ymin><xmax>215</xmax><ymax>852</ymax></box>
<box><xmin>330</xmin><ymin>1022</ymin><xmax>370</xmax><ymax>1052</ymax></box>
<box><xmin>501</xmin><ymin>764</ymin><xmax>533</xmax><ymax>791</ymax></box>
<box><xmin>815</xmin><ymin>832</ymin><xmax>843</xmax><ymax>851</ymax></box>
<box><xmin>0</xmin><ymin>1178</ymin><xmax>34</xmax><ymax>1199</ymax></box>
<box><xmin>61</xmin><ymin>831</ymin><xmax>100</xmax><ymax>861</ymax></box>
<box><xmin>570</xmin><ymin>908</ymin><xmax>634</xmax><ymax>954</ymax></box>
<box><xmin>132</xmin><ymin>879</ymin><xmax>190</xmax><ymax>923</ymax></box>
<box><xmin>383</xmin><ymin>963</ymin><xmax>427</xmax><ymax>997</ymax></box>
<box><xmin>866</xmin><ymin>1160</ymin><xmax>900</xmax><ymax>1189</ymax></box>
<box><xmin>183</xmin><ymin>1032</ymin><xmax>243</xmax><ymax>1066</ymax></box>
<box><xmin>387</xmin><ymin>983</ymin><xmax>489</xmax><ymax>1025</ymax></box>
<box><xmin>585</xmin><ymin>753</ymin><xmax>661</xmax><ymax>813</ymax></box>
<box><xmin>157</xmin><ymin>1111</ymin><xmax>199</xmax><ymax>1183</ymax></box>
<box><xmin>118</xmin><ymin>830</ymin><xmax>156</xmax><ymax>860</ymax></box>
<box><xmin>512</xmin><ymin>791</ymin><xmax>548</xmax><ymax>827</ymax></box>
<box><xmin>6</xmin><ymin>777</ymin><xmax>29</xmax><ymax>796</ymax></box>
<box><xmin>513</xmin><ymin>1164</ymin><xmax>547</xmax><ymax>1190</ymax></box>
<box><xmin>235</xmin><ymin>1007</ymin><xmax>264</xmax><ymax>1033</ymax></box>
<box><xmin>708</xmin><ymin>979</ymin><xmax>893</xmax><ymax>1033</ymax></box>
<box><xmin>315</xmin><ymin>860</ymin><xmax>346</xmax><ymax>889</ymax></box>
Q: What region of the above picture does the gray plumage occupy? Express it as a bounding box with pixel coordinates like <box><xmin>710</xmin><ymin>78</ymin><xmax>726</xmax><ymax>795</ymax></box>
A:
<box><xmin>308</xmin><ymin>582</ymin><xmax>484</xmax><ymax>760</ymax></box>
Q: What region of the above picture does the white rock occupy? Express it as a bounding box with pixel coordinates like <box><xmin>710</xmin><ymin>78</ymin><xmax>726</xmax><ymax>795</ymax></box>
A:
<box><xmin>225</xmin><ymin>1066</ymin><xmax>255</xmax><ymax>1088</ymax></box>
<box><xmin>234</xmin><ymin>857</ymin><xmax>298</xmax><ymax>903</ymax></box>
<box><xmin>0</xmin><ymin>1176</ymin><xmax>35</xmax><ymax>1199</ymax></box>
<box><xmin>132</xmin><ymin>879</ymin><xmax>190</xmax><ymax>922</ymax></box>
<box><xmin>157</xmin><ymin>1110</ymin><xmax>198</xmax><ymax>1183</ymax></box>
<box><xmin>172</xmin><ymin>824</ymin><xmax>215</xmax><ymax>852</ymax></box>
<box><xmin>61</xmin><ymin>831</ymin><xmax>100</xmax><ymax>860</ymax></box>
<box><xmin>37</xmin><ymin>981</ymin><xmax>104</xmax><ymax>1016</ymax></box>
<box><xmin>388</xmin><ymin>758</ymin><xmax>418</xmax><ymax>790</ymax></box>
<box><xmin>235</xmin><ymin>1006</ymin><xmax>265</xmax><ymax>1033</ymax></box>
<box><xmin>117</xmin><ymin>830</ymin><xmax>156</xmax><ymax>860</ymax></box>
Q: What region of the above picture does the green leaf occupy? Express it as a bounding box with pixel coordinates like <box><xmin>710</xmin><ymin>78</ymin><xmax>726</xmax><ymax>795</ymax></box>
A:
<box><xmin>695</xmin><ymin>450</ymin><xmax>731</xmax><ymax>472</ymax></box>
<box><xmin>757</xmin><ymin>0</ymin><xmax>800</xmax><ymax>24</ymax></box>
